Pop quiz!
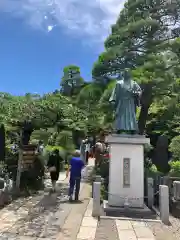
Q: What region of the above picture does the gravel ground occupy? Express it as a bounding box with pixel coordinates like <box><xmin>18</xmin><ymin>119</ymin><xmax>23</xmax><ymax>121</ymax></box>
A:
<box><xmin>0</xmin><ymin>183</ymin><xmax>71</xmax><ymax>239</ymax></box>
<box><xmin>147</xmin><ymin>215</ymin><xmax>180</xmax><ymax>240</ymax></box>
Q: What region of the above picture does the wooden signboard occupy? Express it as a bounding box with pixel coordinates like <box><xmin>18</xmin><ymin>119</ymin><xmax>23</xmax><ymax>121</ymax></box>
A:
<box><xmin>21</xmin><ymin>145</ymin><xmax>37</xmax><ymax>171</ymax></box>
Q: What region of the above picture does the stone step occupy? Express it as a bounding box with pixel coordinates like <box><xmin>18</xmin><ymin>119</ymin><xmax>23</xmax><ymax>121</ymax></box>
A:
<box><xmin>104</xmin><ymin>211</ymin><xmax>157</xmax><ymax>219</ymax></box>
<box><xmin>22</xmin><ymin>144</ymin><xmax>37</xmax><ymax>150</ymax></box>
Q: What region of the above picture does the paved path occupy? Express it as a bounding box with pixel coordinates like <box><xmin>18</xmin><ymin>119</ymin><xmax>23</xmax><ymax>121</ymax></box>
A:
<box><xmin>0</xmin><ymin>159</ymin><xmax>94</xmax><ymax>240</ymax></box>
<box><xmin>95</xmin><ymin>218</ymin><xmax>156</xmax><ymax>240</ymax></box>
<box><xmin>44</xmin><ymin>172</ymin><xmax>67</xmax><ymax>189</ymax></box>
<box><xmin>77</xmin><ymin>198</ymin><xmax>156</xmax><ymax>240</ymax></box>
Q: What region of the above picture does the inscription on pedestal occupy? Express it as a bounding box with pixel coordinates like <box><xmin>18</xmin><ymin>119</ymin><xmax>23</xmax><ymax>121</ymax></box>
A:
<box><xmin>123</xmin><ymin>158</ymin><xmax>130</xmax><ymax>187</ymax></box>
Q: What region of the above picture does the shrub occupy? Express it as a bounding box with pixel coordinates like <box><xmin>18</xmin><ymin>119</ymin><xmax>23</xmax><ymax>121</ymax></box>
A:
<box><xmin>45</xmin><ymin>145</ymin><xmax>66</xmax><ymax>159</ymax></box>
<box><xmin>5</xmin><ymin>147</ymin><xmax>18</xmax><ymax>180</ymax></box>
<box><xmin>55</xmin><ymin>130</ymin><xmax>75</xmax><ymax>151</ymax></box>
<box><xmin>64</xmin><ymin>164</ymin><xmax>69</xmax><ymax>170</ymax></box>
<box><xmin>20</xmin><ymin>155</ymin><xmax>44</xmax><ymax>191</ymax></box>
<box><xmin>144</xmin><ymin>143</ymin><xmax>153</xmax><ymax>160</ymax></box>
<box><xmin>169</xmin><ymin>136</ymin><xmax>180</xmax><ymax>161</ymax></box>
<box><xmin>95</xmin><ymin>154</ymin><xmax>109</xmax><ymax>200</ymax></box>
<box><xmin>101</xmin><ymin>183</ymin><xmax>108</xmax><ymax>201</ymax></box>
<box><xmin>31</xmin><ymin>129</ymin><xmax>52</xmax><ymax>145</ymax></box>
<box><xmin>145</xmin><ymin>164</ymin><xmax>163</xmax><ymax>178</ymax></box>
<box><xmin>169</xmin><ymin>161</ymin><xmax>180</xmax><ymax>177</ymax></box>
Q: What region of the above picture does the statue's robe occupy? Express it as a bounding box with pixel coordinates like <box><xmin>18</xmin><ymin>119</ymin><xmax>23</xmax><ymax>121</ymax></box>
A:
<box><xmin>109</xmin><ymin>79</ymin><xmax>141</xmax><ymax>131</ymax></box>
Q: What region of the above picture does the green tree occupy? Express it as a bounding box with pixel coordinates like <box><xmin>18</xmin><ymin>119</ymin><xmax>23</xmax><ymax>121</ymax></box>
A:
<box><xmin>169</xmin><ymin>136</ymin><xmax>180</xmax><ymax>161</ymax></box>
<box><xmin>92</xmin><ymin>0</ymin><xmax>180</xmax><ymax>134</ymax></box>
<box><xmin>60</xmin><ymin>65</ymin><xmax>84</xmax><ymax>96</ymax></box>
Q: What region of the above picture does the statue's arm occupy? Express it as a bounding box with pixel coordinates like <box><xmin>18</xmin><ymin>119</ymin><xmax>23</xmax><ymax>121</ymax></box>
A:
<box><xmin>133</xmin><ymin>82</ymin><xmax>142</xmax><ymax>107</ymax></box>
<box><xmin>133</xmin><ymin>82</ymin><xmax>142</xmax><ymax>97</ymax></box>
<box><xmin>109</xmin><ymin>85</ymin><xmax>118</xmax><ymax>109</ymax></box>
<box><xmin>109</xmin><ymin>87</ymin><xmax>116</xmax><ymax>103</ymax></box>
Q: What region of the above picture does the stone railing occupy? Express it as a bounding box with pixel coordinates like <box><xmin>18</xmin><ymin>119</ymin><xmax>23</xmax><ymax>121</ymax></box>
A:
<box><xmin>170</xmin><ymin>180</ymin><xmax>180</xmax><ymax>217</ymax></box>
<box><xmin>0</xmin><ymin>176</ymin><xmax>13</xmax><ymax>207</ymax></box>
<box><xmin>92</xmin><ymin>176</ymin><xmax>170</xmax><ymax>224</ymax></box>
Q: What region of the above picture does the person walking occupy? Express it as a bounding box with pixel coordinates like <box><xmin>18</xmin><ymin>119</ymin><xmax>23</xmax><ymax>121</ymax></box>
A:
<box><xmin>37</xmin><ymin>140</ymin><xmax>44</xmax><ymax>154</ymax></box>
<box><xmin>66</xmin><ymin>150</ymin><xmax>84</xmax><ymax>201</ymax></box>
<box><xmin>94</xmin><ymin>132</ymin><xmax>106</xmax><ymax>167</ymax></box>
<box><xmin>85</xmin><ymin>137</ymin><xmax>90</xmax><ymax>164</ymax></box>
<box><xmin>80</xmin><ymin>139</ymin><xmax>86</xmax><ymax>164</ymax></box>
<box><xmin>47</xmin><ymin>149</ymin><xmax>60</xmax><ymax>192</ymax></box>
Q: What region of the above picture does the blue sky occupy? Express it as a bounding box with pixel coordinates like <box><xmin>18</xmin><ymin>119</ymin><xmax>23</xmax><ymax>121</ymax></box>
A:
<box><xmin>0</xmin><ymin>0</ymin><xmax>125</xmax><ymax>95</ymax></box>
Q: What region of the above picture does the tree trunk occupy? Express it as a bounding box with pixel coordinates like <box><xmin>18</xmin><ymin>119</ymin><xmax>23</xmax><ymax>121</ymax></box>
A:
<box><xmin>138</xmin><ymin>83</ymin><xmax>153</xmax><ymax>135</ymax></box>
<box><xmin>0</xmin><ymin>124</ymin><xmax>5</xmax><ymax>162</ymax></box>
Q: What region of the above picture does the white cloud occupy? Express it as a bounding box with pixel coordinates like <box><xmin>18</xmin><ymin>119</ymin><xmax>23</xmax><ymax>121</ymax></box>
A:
<box><xmin>0</xmin><ymin>0</ymin><xmax>126</xmax><ymax>43</ymax></box>
<box><xmin>47</xmin><ymin>25</ymin><xmax>54</xmax><ymax>32</ymax></box>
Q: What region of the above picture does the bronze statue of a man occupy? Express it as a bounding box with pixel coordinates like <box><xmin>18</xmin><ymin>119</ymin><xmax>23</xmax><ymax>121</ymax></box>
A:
<box><xmin>109</xmin><ymin>68</ymin><xmax>142</xmax><ymax>134</ymax></box>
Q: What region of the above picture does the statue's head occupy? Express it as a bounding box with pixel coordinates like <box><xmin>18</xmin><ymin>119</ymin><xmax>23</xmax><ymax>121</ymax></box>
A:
<box><xmin>123</xmin><ymin>68</ymin><xmax>131</xmax><ymax>80</ymax></box>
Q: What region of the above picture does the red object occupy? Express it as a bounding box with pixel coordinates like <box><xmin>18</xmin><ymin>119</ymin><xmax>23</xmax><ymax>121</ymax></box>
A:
<box><xmin>103</xmin><ymin>153</ymin><xmax>110</xmax><ymax>158</ymax></box>
<box><xmin>89</xmin><ymin>153</ymin><xmax>93</xmax><ymax>158</ymax></box>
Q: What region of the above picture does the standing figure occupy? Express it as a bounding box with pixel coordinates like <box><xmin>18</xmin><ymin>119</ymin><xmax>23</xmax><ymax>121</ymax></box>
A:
<box><xmin>66</xmin><ymin>150</ymin><xmax>84</xmax><ymax>201</ymax></box>
<box><xmin>94</xmin><ymin>132</ymin><xmax>106</xmax><ymax>167</ymax></box>
<box><xmin>0</xmin><ymin>124</ymin><xmax>5</xmax><ymax>162</ymax></box>
<box><xmin>80</xmin><ymin>139</ymin><xmax>86</xmax><ymax>164</ymax></box>
<box><xmin>109</xmin><ymin>68</ymin><xmax>142</xmax><ymax>134</ymax></box>
<box><xmin>47</xmin><ymin>149</ymin><xmax>61</xmax><ymax>192</ymax></box>
<box><xmin>21</xmin><ymin>120</ymin><xmax>34</xmax><ymax>145</ymax></box>
<box><xmin>37</xmin><ymin>140</ymin><xmax>44</xmax><ymax>154</ymax></box>
<box><xmin>85</xmin><ymin>137</ymin><xmax>90</xmax><ymax>164</ymax></box>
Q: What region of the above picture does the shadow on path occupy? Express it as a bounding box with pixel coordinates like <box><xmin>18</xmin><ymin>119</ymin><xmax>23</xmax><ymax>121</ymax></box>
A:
<box><xmin>0</xmin><ymin>162</ymin><xmax>94</xmax><ymax>239</ymax></box>
<box><xmin>2</xmin><ymin>183</ymin><xmax>73</xmax><ymax>239</ymax></box>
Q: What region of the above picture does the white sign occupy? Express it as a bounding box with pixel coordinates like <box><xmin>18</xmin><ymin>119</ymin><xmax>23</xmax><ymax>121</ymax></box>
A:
<box><xmin>123</xmin><ymin>158</ymin><xmax>130</xmax><ymax>187</ymax></box>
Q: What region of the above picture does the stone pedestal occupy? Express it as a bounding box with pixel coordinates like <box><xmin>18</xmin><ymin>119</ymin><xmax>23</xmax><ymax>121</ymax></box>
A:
<box><xmin>106</xmin><ymin>134</ymin><xmax>150</xmax><ymax>208</ymax></box>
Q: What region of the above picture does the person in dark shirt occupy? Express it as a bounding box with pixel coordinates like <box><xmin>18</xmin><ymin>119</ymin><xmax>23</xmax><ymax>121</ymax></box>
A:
<box><xmin>66</xmin><ymin>150</ymin><xmax>84</xmax><ymax>201</ymax></box>
<box><xmin>47</xmin><ymin>149</ymin><xmax>61</xmax><ymax>192</ymax></box>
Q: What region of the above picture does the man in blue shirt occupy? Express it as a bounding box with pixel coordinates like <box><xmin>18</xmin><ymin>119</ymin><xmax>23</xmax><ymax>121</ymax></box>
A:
<box><xmin>66</xmin><ymin>150</ymin><xmax>84</xmax><ymax>201</ymax></box>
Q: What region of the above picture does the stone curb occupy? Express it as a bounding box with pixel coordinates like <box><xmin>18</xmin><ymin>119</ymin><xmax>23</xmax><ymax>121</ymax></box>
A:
<box><xmin>100</xmin><ymin>216</ymin><xmax>162</xmax><ymax>223</ymax></box>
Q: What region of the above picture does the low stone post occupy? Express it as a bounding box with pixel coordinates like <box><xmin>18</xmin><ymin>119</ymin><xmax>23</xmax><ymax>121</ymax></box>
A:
<box><xmin>0</xmin><ymin>178</ymin><xmax>4</xmax><ymax>190</ymax></box>
<box><xmin>173</xmin><ymin>181</ymin><xmax>180</xmax><ymax>201</ymax></box>
<box><xmin>95</xmin><ymin>175</ymin><xmax>102</xmax><ymax>182</ymax></box>
<box><xmin>160</xmin><ymin>177</ymin><xmax>164</xmax><ymax>185</ymax></box>
<box><xmin>147</xmin><ymin>178</ymin><xmax>154</xmax><ymax>208</ymax></box>
<box><xmin>92</xmin><ymin>175</ymin><xmax>101</xmax><ymax>198</ymax></box>
<box><xmin>92</xmin><ymin>182</ymin><xmax>101</xmax><ymax>217</ymax></box>
<box><xmin>163</xmin><ymin>176</ymin><xmax>170</xmax><ymax>186</ymax></box>
<box><xmin>159</xmin><ymin>185</ymin><xmax>169</xmax><ymax>224</ymax></box>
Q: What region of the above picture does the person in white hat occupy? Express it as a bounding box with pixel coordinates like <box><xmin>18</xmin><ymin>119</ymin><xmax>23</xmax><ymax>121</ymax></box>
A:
<box><xmin>66</xmin><ymin>150</ymin><xmax>84</xmax><ymax>201</ymax></box>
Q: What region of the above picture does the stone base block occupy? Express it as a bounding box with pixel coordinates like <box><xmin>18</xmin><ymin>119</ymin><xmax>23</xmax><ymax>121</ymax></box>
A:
<box><xmin>170</xmin><ymin>198</ymin><xmax>180</xmax><ymax>218</ymax></box>
<box><xmin>107</xmin><ymin>134</ymin><xmax>150</xmax><ymax>208</ymax></box>
<box><xmin>103</xmin><ymin>200</ymin><xmax>156</xmax><ymax>219</ymax></box>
